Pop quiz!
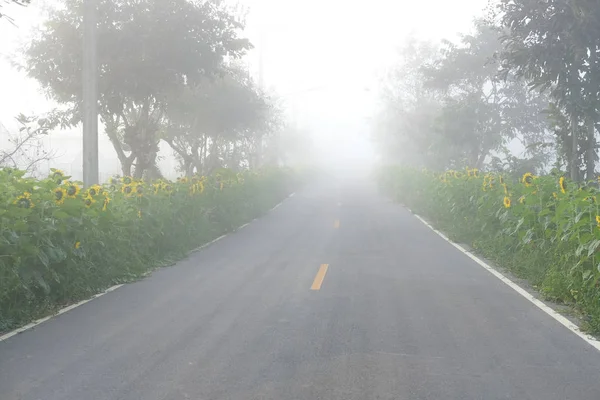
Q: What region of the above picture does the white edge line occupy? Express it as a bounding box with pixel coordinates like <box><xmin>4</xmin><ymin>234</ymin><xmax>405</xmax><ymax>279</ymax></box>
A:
<box><xmin>193</xmin><ymin>234</ymin><xmax>227</xmax><ymax>253</ymax></box>
<box><xmin>411</xmin><ymin>212</ymin><xmax>600</xmax><ymax>353</ymax></box>
<box><xmin>0</xmin><ymin>284</ymin><xmax>124</xmax><ymax>343</ymax></box>
<box><xmin>0</xmin><ymin>190</ymin><xmax>299</xmax><ymax>343</ymax></box>
<box><xmin>289</xmin><ymin>192</ymin><xmax>296</xmax><ymax>197</ymax></box>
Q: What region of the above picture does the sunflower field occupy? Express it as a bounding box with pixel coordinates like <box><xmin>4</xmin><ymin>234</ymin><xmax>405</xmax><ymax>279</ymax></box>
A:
<box><xmin>0</xmin><ymin>166</ymin><xmax>297</xmax><ymax>332</ymax></box>
<box><xmin>379</xmin><ymin>166</ymin><xmax>600</xmax><ymax>333</ymax></box>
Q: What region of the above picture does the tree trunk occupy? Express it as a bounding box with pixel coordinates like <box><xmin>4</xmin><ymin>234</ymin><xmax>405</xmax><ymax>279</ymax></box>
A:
<box><xmin>570</xmin><ymin>110</ymin><xmax>579</xmax><ymax>181</ymax></box>
<box><xmin>121</xmin><ymin>158</ymin><xmax>132</xmax><ymax>177</ymax></box>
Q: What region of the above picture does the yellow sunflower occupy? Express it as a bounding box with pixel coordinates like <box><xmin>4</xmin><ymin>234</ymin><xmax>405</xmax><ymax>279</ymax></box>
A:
<box><xmin>198</xmin><ymin>181</ymin><xmax>205</xmax><ymax>194</ymax></box>
<box><xmin>519</xmin><ymin>195</ymin><xmax>526</xmax><ymax>204</ymax></box>
<box><xmin>75</xmin><ymin>241</ymin><xmax>81</xmax><ymax>249</ymax></box>
<box><xmin>522</xmin><ymin>172</ymin><xmax>535</xmax><ymax>187</ymax></box>
<box><xmin>499</xmin><ymin>175</ymin><xmax>504</xmax><ymax>184</ymax></box>
<box><xmin>54</xmin><ymin>187</ymin><xmax>67</xmax><ymax>205</ymax></box>
<box><xmin>503</xmin><ymin>196</ymin><xmax>511</xmax><ymax>208</ymax></box>
<box><xmin>552</xmin><ymin>192</ymin><xmax>558</xmax><ymax>199</ymax></box>
<box><xmin>135</xmin><ymin>184</ymin><xmax>144</xmax><ymax>197</ymax></box>
<box><xmin>50</xmin><ymin>168</ymin><xmax>66</xmax><ymax>184</ymax></box>
<box><xmin>102</xmin><ymin>195</ymin><xmax>111</xmax><ymax>211</ymax></box>
<box><xmin>122</xmin><ymin>184</ymin><xmax>134</xmax><ymax>196</ymax></box>
<box><xmin>83</xmin><ymin>196</ymin><xmax>96</xmax><ymax>208</ymax></box>
<box><xmin>122</xmin><ymin>176</ymin><xmax>133</xmax><ymax>185</ymax></box>
<box><xmin>65</xmin><ymin>182</ymin><xmax>81</xmax><ymax>198</ymax></box>
<box><xmin>559</xmin><ymin>176</ymin><xmax>567</xmax><ymax>194</ymax></box>
<box><xmin>14</xmin><ymin>192</ymin><xmax>34</xmax><ymax>209</ymax></box>
<box><xmin>86</xmin><ymin>184</ymin><xmax>102</xmax><ymax>197</ymax></box>
<box><xmin>596</xmin><ymin>215</ymin><xmax>600</xmax><ymax>227</ymax></box>
<box><xmin>503</xmin><ymin>183</ymin><xmax>509</xmax><ymax>195</ymax></box>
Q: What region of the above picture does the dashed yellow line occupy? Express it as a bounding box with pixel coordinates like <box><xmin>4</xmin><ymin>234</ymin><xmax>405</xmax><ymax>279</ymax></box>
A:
<box><xmin>334</xmin><ymin>219</ymin><xmax>340</xmax><ymax>229</ymax></box>
<box><xmin>311</xmin><ymin>264</ymin><xmax>329</xmax><ymax>290</ymax></box>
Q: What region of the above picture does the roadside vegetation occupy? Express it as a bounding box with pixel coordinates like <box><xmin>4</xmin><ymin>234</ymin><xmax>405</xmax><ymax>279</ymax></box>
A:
<box><xmin>0</xmin><ymin>0</ymin><xmax>318</xmax><ymax>332</ymax></box>
<box><xmin>375</xmin><ymin>2</ymin><xmax>600</xmax><ymax>333</ymax></box>
<box><xmin>0</xmin><ymin>167</ymin><xmax>298</xmax><ymax>332</ymax></box>
<box><xmin>379</xmin><ymin>167</ymin><xmax>600</xmax><ymax>333</ymax></box>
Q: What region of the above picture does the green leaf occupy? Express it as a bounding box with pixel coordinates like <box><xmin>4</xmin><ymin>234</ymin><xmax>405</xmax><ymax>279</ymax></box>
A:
<box><xmin>588</xmin><ymin>239</ymin><xmax>600</xmax><ymax>257</ymax></box>
<box><xmin>37</xmin><ymin>248</ymin><xmax>50</xmax><ymax>268</ymax></box>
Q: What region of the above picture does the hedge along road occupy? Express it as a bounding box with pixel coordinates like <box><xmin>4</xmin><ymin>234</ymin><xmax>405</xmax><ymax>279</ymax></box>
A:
<box><xmin>1</xmin><ymin>172</ymin><xmax>600</xmax><ymax>400</ymax></box>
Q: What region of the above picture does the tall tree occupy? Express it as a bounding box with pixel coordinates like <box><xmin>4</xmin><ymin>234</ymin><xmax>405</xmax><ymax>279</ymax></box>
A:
<box><xmin>373</xmin><ymin>37</ymin><xmax>444</xmax><ymax>168</ymax></box>
<box><xmin>24</xmin><ymin>0</ymin><xmax>250</xmax><ymax>178</ymax></box>
<box><xmin>496</xmin><ymin>0</ymin><xmax>600</xmax><ymax>180</ymax></box>
<box><xmin>423</xmin><ymin>21</ymin><xmax>551</xmax><ymax>169</ymax></box>
<box><xmin>163</xmin><ymin>65</ymin><xmax>269</xmax><ymax>175</ymax></box>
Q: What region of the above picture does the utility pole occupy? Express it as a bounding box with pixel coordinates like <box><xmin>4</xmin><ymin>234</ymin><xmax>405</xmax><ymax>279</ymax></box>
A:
<box><xmin>82</xmin><ymin>0</ymin><xmax>99</xmax><ymax>186</ymax></box>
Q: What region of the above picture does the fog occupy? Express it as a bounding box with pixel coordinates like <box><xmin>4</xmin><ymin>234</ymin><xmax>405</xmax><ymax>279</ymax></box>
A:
<box><xmin>0</xmin><ymin>0</ymin><xmax>484</xmax><ymax>180</ymax></box>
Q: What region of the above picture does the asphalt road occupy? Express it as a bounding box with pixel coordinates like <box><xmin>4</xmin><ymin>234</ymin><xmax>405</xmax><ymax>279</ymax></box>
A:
<box><xmin>2</xmin><ymin>173</ymin><xmax>600</xmax><ymax>400</ymax></box>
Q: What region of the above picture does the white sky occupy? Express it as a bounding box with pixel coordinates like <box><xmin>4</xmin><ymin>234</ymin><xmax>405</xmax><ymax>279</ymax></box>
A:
<box><xmin>0</xmin><ymin>0</ymin><xmax>485</xmax><ymax>178</ymax></box>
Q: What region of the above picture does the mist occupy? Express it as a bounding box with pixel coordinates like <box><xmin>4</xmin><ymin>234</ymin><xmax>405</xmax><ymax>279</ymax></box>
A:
<box><xmin>0</xmin><ymin>0</ymin><xmax>485</xmax><ymax>179</ymax></box>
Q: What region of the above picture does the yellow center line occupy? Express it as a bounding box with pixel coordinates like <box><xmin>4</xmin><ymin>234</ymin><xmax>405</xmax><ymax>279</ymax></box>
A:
<box><xmin>311</xmin><ymin>264</ymin><xmax>329</xmax><ymax>291</ymax></box>
<box><xmin>334</xmin><ymin>219</ymin><xmax>340</xmax><ymax>229</ymax></box>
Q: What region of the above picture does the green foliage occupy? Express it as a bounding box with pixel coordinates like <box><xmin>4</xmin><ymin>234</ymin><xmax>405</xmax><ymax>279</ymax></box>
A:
<box><xmin>496</xmin><ymin>0</ymin><xmax>600</xmax><ymax>180</ymax></box>
<box><xmin>375</xmin><ymin>22</ymin><xmax>552</xmax><ymax>170</ymax></box>
<box><xmin>379</xmin><ymin>165</ymin><xmax>600</xmax><ymax>333</ymax></box>
<box><xmin>0</xmin><ymin>166</ymin><xmax>297</xmax><ymax>332</ymax></box>
<box><xmin>24</xmin><ymin>0</ymin><xmax>251</xmax><ymax>178</ymax></box>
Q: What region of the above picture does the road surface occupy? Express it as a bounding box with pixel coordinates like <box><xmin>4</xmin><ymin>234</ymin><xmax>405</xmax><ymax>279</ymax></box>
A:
<box><xmin>1</xmin><ymin>173</ymin><xmax>600</xmax><ymax>400</ymax></box>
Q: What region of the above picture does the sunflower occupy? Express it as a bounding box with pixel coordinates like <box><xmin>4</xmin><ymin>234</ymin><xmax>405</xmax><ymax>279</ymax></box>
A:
<box><xmin>122</xmin><ymin>176</ymin><xmax>133</xmax><ymax>185</ymax></box>
<box><xmin>198</xmin><ymin>181</ymin><xmax>205</xmax><ymax>194</ymax></box>
<box><xmin>453</xmin><ymin>171</ymin><xmax>462</xmax><ymax>179</ymax></box>
<box><xmin>503</xmin><ymin>196</ymin><xmax>511</xmax><ymax>208</ymax></box>
<box><xmin>596</xmin><ymin>215</ymin><xmax>600</xmax><ymax>228</ymax></box>
<box><xmin>86</xmin><ymin>184</ymin><xmax>102</xmax><ymax>197</ymax></box>
<box><xmin>522</xmin><ymin>172</ymin><xmax>535</xmax><ymax>187</ymax></box>
<box><xmin>50</xmin><ymin>169</ymin><xmax>65</xmax><ymax>184</ymax></box>
<box><xmin>499</xmin><ymin>175</ymin><xmax>504</xmax><ymax>184</ymax></box>
<box><xmin>66</xmin><ymin>182</ymin><xmax>81</xmax><ymax>198</ymax></box>
<box><xmin>177</xmin><ymin>177</ymin><xmax>189</xmax><ymax>184</ymax></box>
<box><xmin>54</xmin><ymin>187</ymin><xmax>66</xmax><ymax>205</ymax></box>
<box><xmin>14</xmin><ymin>192</ymin><xmax>34</xmax><ymax>209</ymax></box>
<box><xmin>559</xmin><ymin>176</ymin><xmax>567</xmax><ymax>194</ymax></box>
<box><xmin>503</xmin><ymin>184</ymin><xmax>509</xmax><ymax>195</ymax></box>
<box><xmin>552</xmin><ymin>192</ymin><xmax>558</xmax><ymax>199</ymax></box>
<box><xmin>519</xmin><ymin>195</ymin><xmax>526</xmax><ymax>205</ymax></box>
<box><xmin>153</xmin><ymin>183</ymin><xmax>161</xmax><ymax>194</ymax></box>
<box><xmin>135</xmin><ymin>185</ymin><xmax>144</xmax><ymax>197</ymax></box>
<box><xmin>75</xmin><ymin>241</ymin><xmax>81</xmax><ymax>249</ymax></box>
<box><xmin>164</xmin><ymin>184</ymin><xmax>173</xmax><ymax>193</ymax></box>
<box><xmin>122</xmin><ymin>184</ymin><xmax>134</xmax><ymax>196</ymax></box>
<box><xmin>102</xmin><ymin>196</ymin><xmax>111</xmax><ymax>211</ymax></box>
<box><xmin>83</xmin><ymin>196</ymin><xmax>96</xmax><ymax>208</ymax></box>
<box><xmin>472</xmin><ymin>168</ymin><xmax>479</xmax><ymax>178</ymax></box>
